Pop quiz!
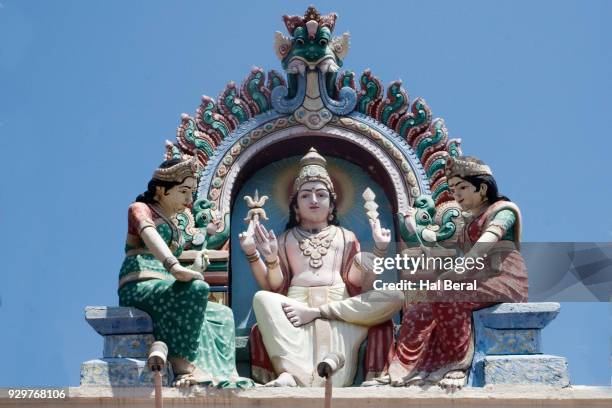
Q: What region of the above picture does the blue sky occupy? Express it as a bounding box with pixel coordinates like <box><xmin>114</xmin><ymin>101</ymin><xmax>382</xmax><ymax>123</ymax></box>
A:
<box><xmin>0</xmin><ymin>0</ymin><xmax>610</xmax><ymax>386</ymax></box>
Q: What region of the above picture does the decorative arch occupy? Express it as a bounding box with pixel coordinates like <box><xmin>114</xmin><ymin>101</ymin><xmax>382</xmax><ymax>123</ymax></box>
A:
<box><xmin>160</xmin><ymin>8</ymin><xmax>466</xmax><ymax>253</ymax></box>
<box><xmin>196</xmin><ymin>114</ymin><xmax>432</xmax><ymax>231</ymax></box>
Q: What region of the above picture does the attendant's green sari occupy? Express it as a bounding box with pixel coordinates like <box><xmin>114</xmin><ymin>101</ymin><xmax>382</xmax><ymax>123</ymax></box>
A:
<box><xmin>117</xmin><ymin>202</ymin><xmax>252</xmax><ymax>388</ymax></box>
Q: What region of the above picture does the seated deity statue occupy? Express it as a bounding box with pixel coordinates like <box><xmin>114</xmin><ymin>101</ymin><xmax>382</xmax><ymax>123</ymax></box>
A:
<box><xmin>238</xmin><ymin>148</ymin><xmax>404</xmax><ymax>387</ymax></box>
<box><xmin>117</xmin><ymin>156</ymin><xmax>253</xmax><ymax>388</ymax></box>
<box><xmin>367</xmin><ymin>155</ymin><xmax>528</xmax><ymax>390</ymax></box>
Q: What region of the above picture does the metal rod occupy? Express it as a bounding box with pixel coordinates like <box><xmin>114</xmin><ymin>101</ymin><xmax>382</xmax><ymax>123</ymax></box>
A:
<box><xmin>324</xmin><ymin>376</ymin><xmax>332</xmax><ymax>408</ymax></box>
<box><xmin>154</xmin><ymin>371</ymin><xmax>163</xmax><ymax>408</ymax></box>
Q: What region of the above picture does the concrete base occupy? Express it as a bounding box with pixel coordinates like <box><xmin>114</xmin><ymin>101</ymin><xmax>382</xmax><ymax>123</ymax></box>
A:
<box><xmin>469</xmin><ymin>302</ymin><xmax>569</xmax><ymax>387</ymax></box>
<box><xmin>484</xmin><ymin>355</ymin><xmax>570</xmax><ymax>387</ymax></box>
<box><xmin>80</xmin><ymin>358</ymin><xmax>172</xmax><ymax>387</ymax></box>
<box><xmin>103</xmin><ymin>334</ymin><xmax>155</xmax><ymax>358</ymax></box>
<box><xmin>0</xmin><ymin>386</ymin><xmax>609</xmax><ymax>407</ymax></box>
<box><xmin>84</xmin><ymin>303</ymin><xmax>571</xmax><ymax>388</ymax></box>
<box><xmin>85</xmin><ymin>307</ymin><xmax>153</xmax><ymax>336</ymax></box>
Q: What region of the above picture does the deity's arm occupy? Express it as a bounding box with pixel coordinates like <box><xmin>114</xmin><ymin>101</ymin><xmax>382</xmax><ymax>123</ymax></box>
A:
<box><xmin>245</xmin><ymin>225</ymin><xmax>286</xmax><ymax>292</ymax></box>
<box><xmin>345</xmin><ymin>233</ymin><xmax>365</xmax><ymax>290</ymax></box>
<box><xmin>247</xmin><ymin>254</ymin><xmax>284</xmax><ymax>292</ymax></box>
<box><xmin>468</xmin><ymin>209</ymin><xmax>517</xmax><ymax>258</ymax></box>
<box><xmin>249</xmin><ymin>257</ymin><xmax>273</xmax><ymax>291</ymax></box>
<box><xmin>261</xmin><ymin>231</ymin><xmax>287</xmax><ymax>292</ymax></box>
<box><xmin>346</xmin><ymin>219</ymin><xmax>391</xmax><ymax>289</ymax></box>
<box><xmin>265</xmin><ymin>261</ymin><xmax>285</xmax><ymax>292</ymax></box>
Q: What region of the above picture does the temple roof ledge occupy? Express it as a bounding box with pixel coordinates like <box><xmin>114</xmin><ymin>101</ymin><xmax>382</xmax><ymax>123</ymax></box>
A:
<box><xmin>67</xmin><ymin>385</ymin><xmax>612</xmax><ymax>402</ymax></box>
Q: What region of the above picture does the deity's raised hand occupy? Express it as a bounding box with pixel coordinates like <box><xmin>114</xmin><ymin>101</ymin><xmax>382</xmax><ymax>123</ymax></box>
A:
<box><xmin>238</xmin><ymin>229</ymin><xmax>257</xmax><ymax>256</ymax></box>
<box><xmin>369</xmin><ymin>218</ymin><xmax>391</xmax><ymax>251</ymax></box>
<box><xmin>254</xmin><ymin>223</ymin><xmax>278</xmax><ymax>261</ymax></box>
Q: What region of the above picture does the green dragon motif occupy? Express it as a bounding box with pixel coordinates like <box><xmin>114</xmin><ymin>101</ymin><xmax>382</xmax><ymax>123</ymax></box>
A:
<box><xmin>196</xmin><ymin>96</ymin><xmax>231</xmax><ymax>141</ymax></box>
<box><xmin>431</xmin><ymin>180</ymin><xmax>449</xmax><ymax>203</ymax></box>
<box><xmin>396</xmin><ymin>97</ymin><xmax>432</xmax><ymax>140</ymax></box>
<box><xmin>274</xmin><ymin>7</ymin><xmax>350</xmax><ymax>99</ymax></box>
<box><xmin>242</xmin><ymin>68</ymin><xmax>270</xmax><ymax>114</ymax></box>
<box><xmin>447</xmin><ymin>139</ymin><xmax>463</xmax><ymax>158</ymax></box>
<box><xmin>219</xmin><ymin>83</ymin><xmax>252</xmax><ymax>127</ymax></box>
<box><xmin>177</xmin><ymin>115</ymin><xmax>214</xmax><ymax>157</ymax></box>
<box><xmin>397</xmin><ymin>195</ymin><xmax>459</xmax><ymax>246</ymax></box>
<box><xmin>380</xmin><ymin>81</ymin><xmax>409</xmax><ymax>126</ymax></box>
<box><xmin>267</xmin><ymin>70</ymin><xmax>286</xmax><ymax>90</ymax></box>
<box><xmin>337</xmin><ymin>70</ymin><xmax>355</xmax><ymax>90</ymax></box>
<box><xmin>357</xmin><ymin>70</ymin><xmax>383</xmax><ymax>115</ymax></box>
<box><xmin>171</xmin><ymin>199</ymin><xmax>232</xmax><ymax>251</ymax></box>
<box><xmin>191</xmin><ymin>198</ymin><xmax>231</xmax><ymax>250</ymax></box>
<box><xmin>416</xmin><ymin>119</ymin><xmax>447</xmax><ymax>158</ymax></box>
<box><xmin>426</xmin><ymin>155</ymin><xmax>447</xmax><ymax>179</ymax></box>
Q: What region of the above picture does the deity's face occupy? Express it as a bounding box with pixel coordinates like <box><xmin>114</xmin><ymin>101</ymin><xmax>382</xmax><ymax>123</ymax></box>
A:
<box><xmin>448</xmin><ymin>176</ymin><xmax>487</xmax><ymax>211</ymax></box>
<box><xmin>156</xmin><ymin>177</ymin><xmax>197</xmax><ymax>214</ymax></box>
<box><xmin>295</xmin><ymin>181</ymin><xmax>333</xmax><ymax>225</ymax></box>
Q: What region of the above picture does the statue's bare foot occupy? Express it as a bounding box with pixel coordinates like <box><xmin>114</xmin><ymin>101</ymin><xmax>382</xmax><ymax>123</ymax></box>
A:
<box><xmin>282</xmin><ymin>301</ymin><xmax>321</xmax><ymax>327</ymax></box>
<box><xmin>361</xmin><ymin>374</ymin><xmax>390</xmax><ymax>387</ymax></box>
<box><xmin>391</xmin><ymin>371</ymin><xmax>427</xmax><ymax>387</ymax></box>
<box><xmin>169</xmin><ymin>356</ymin><xmax>212</xmax><ymax>387</ymax></box>
<box><xmin>265</xmin><ymin>372</ymin><xmax>298</xmax><ymax>387</ymax></box>
<box><xmin>437</xmin><ymin>370</ymin><xmax>467</xmax><ymax>392</ymax></box>
<box><xmin>173</xmin><ymin>373</ymin><xmax>197</xmax><ymax>388</ymax></box>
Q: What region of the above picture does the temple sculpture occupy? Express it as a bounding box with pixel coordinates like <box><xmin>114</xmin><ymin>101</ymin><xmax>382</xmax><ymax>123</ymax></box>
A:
<box><xmin>81</xmin><ymin>5</ymin><xmax>569</xmax><ymax>390</ymax></box>
<box><xmin>239</xmin><ymin>147</ymin><xmax>403</xmax><ymax>386</ymax></box>
<box><xmin>117</xmin><ymin>156</ymin><xmax>253</xmax><ymax>388</ymax></box>
<box><xmin>367</xmin><ymin>156</ymin><xmax>528</xmax><ymax>389</ymax></box>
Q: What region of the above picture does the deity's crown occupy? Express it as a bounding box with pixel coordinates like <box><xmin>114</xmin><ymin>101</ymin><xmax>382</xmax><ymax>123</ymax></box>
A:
<box><xmin>152</xmin><ymin>154</ymin><xmax>201</xmax><ymax>183</ymax></box>
<box><xmin>445</xmin><ymin>156</ymin><xmax>492</xmax><ymax>179</ymax></box>
<box><xmin>283</xmin><ymin>6</ymin><xmax>338</xmax><ymax>38</ymax></box>
<box><xmin>293</xmin><ymin>147</ymin><xmax>336</xmax><ymax>199</ymax></box>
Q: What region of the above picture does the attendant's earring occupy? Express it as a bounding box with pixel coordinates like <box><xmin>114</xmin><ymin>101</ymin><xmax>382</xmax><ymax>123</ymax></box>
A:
<box><xmin>328</xmin><ymin>213</ymin><xmax>334</xmax><ymax>222</ymax></box>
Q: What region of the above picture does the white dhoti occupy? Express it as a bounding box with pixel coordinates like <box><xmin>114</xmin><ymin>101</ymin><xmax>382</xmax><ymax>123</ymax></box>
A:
<box><xmin>253</xmin><ymin>285</ymin><xmax>403</xmax><ymax>386</ymax></box>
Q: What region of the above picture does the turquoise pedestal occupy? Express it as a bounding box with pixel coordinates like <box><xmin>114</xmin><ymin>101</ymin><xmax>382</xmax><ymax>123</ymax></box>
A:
<box><xmin>82</xmin><ymin>306</ymin><xmax>172</xmax><ymax>387</ymax></box>
<box><xmin>469</xmin><ymin>302</ymin><xmax>570</xmax><ymax>387</ymax></box>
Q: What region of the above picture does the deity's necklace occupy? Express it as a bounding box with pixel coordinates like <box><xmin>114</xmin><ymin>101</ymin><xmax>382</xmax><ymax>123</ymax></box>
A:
<box><xmin>292</xmin><ymin>225</ymin><xmax>337</xmax><ymax>269</ymax></box>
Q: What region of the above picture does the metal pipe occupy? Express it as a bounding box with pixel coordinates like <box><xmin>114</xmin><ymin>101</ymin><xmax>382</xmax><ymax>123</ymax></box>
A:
<box><xmin>317</xmin><ymin>352</ymin><xmax>345</xmax><ymax>408</ymax></box>
<box><xmin>148</xmin><ymin>341</ymin><xmax>169</xmax><ymax>408</ymax></box>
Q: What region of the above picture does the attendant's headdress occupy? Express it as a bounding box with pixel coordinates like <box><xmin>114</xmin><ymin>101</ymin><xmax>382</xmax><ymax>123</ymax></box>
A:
<box><xmin>445</xmin><ymin>156</ymin><xmax>492</xmax><ymax>179</ymax></box>
<box><xmin>152</xmin><ymin>154</ymin><xmax>201</xmax><ymax>182</ymax></box>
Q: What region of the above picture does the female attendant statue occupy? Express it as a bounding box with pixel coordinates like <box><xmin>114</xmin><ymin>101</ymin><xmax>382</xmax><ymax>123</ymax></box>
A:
<box><xmin>378</xmin><ymin>156</ymin><xmax>528</xmax><ymax>389</ymax></box>
<box><xmin>117</xmin><ymin>156</ymin><xmax>252</xmax><ymax>388</ymax></box>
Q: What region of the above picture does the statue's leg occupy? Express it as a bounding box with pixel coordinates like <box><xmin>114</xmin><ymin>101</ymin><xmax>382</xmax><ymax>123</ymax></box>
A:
<box><xmin>252</xmin><ymin>290</ymin><xmax>314</xmax><ymax>386</ymax></box>
<box><xmin>416</xmin><ymin>302</ymin><xmax>482</xmax><ymax>388</ymax></box>
<box><xmin>281</xmin><ymin>301</ymin><xmax>321</xmax><ymax>327</ymax></box>
<box><xmin>192</xmin><ymin>301</ymin><xmax>241</xmax><ymax>380</ymax></box>
<box><xmin>264</xmin><ymin>371</ymin><xmax>298</xmax><ymax>387</ymax></box>
<box><xmin>387</xmin><ymin>302</ymin><xmax>436</xmax><ymax>385</ymax></box>
<box><xmin>318</xmin><ymin>289</ymin><xmax>404</xmax><ymax>326</ymax></box>
<box><xmin>119</xmin><ymin>279</ymin><xmax>209</xmax><ymax>367</ymax></box>
<box><xmin>309</xmin><ymin>289</ymin><xmax>404</xmax><ymax>386</ymax></box>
